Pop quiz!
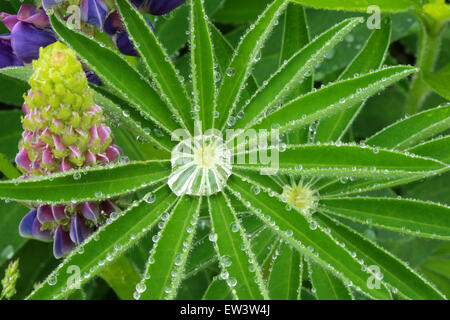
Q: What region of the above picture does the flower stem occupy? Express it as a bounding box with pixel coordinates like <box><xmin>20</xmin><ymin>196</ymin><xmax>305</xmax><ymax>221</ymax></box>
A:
<box><xmin>406</xmin><ymin>14</ymin><xmax>444</xmax><ymax>115</ymax></box>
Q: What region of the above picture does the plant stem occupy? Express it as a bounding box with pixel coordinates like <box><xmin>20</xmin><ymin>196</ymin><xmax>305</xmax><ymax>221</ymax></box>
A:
<box><xmin>406</xmin><ymin>15</ymin><xmax>444</xmax><ymax>115</ymax></box>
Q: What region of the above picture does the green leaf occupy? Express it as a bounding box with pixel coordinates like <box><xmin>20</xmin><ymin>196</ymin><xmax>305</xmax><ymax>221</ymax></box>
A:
<box><xmin>227</xmin><ymin>176</ymin><xmax>391</xmax><ymax>299</ymax></box>
<box><xmin>212</xmin><ymin>0</ymin><xmax>271</xmax><ymax>24</ymax></box>
<box><xmin>0</xmin><ymin>153</ymin><xmax>20</xmax><ymax>180</ymax></box>
<box><xmin>28</xmin><ymin>187</ymin><xmax>177</xmax><ymax>300</ymax></box>
<box><xmin>215</xmin><ymin>0</ymin><xmax>288</xmax><ymax>130</ymax></box>
<box><xmin>365</xmin><ymin>104</ymin><xmax>450</xmax><ymax>150</ymax></box>
<box><xmin>99</xmin><ymin>256</ymin><xmax>141</xmax><ymax>300</ymax></box>
<box><xmin>202</xmin><ymin>278</ymin><xmax>234</xmax><ymax>300</ymax></box>
<box><xmin>267</xmin><ymin>241</ymin><xmax>301</xmax><ymax>299</ymax></box>
<box><xmin>0</xmin><ymin>74</ymin><xmax>29</xmax><ymax>106</ymax></box>
<box><xmin>315</xmin><ymin>17</ymin><xmax>392</xmax><ymax>142</ymax></box>
<box><xmin>321</xmin><ymin>197</ymin><xmax>450</xmax><ymax>240</ymax></box>
<box><xmin>234</xmin><ymin>17</ymin><xmax>363</xmax><ymax>131</ymax></box>
<box><xmin>309</xmin><ymin>261</ymin><xmax>352</xmax><ymax>300</ymax></box>
<box><xmin>0</xmin><ymin>66</ymin><xmax>33</xmax><ymax>83</ymax></box>
<box><xmin>236</xmin><ymin>144</ymin><xmax>446</xmax><ymax>178</ymax></box>
<box><xmin>409</xmin><ymin>136</ymin><xmax>450</xmax><ymax>164</ymax></box>
<box><xmin>190</xmin><ymin>0</ymin><xmax>216</xmax><ymax>130</ymax></box>
<box><xmin>0</xmin><ymin>160</ymin><xmax>170</xmax><ymax>203</ymax></box>
<box><xmin>116</xmin><ymin>0</ymin><xmax>193</xmax><ymax>132</ymax></box>
<box><xmin>249</xmin><ymin>66</ymin><xmax>416</xmax><ymax>134</ymax></box>
<box><xmin>315</xmin><ymin>213</ymin><xmax>445</xmax><ymax>299</ymax></box>
<box><xmin>424</xmin><ymin>64</ymin><xmax>450</xmax><ymax>100</ymax></box>
<box><xmin>289</xmin><ymin>0</ymin><xmax>418</xmax><ymax>12</ymax></box>
<box><xmin>139</xmin><ymin>196</ymin><xmax>201</xmax><ymax>300</ymax></box>
<box><xmin>49</xmin><ymin>14</ymin><xmax>179</xmax><ymax>134</ymax></box>
<box><xmin>208</xmin><ymin>192</ymin><xmax>268</xmax><ymax>299</ymax></box>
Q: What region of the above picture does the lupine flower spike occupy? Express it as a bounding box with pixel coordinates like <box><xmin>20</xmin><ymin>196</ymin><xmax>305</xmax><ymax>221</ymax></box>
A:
<box><xmin>16</xmin><ymin>42</ymin><xmax>128</xmax><ymax>258</ymax></box>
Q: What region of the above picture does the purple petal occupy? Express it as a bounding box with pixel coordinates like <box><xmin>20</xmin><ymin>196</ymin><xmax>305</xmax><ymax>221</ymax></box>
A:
<box><xmin>15</xmin><ymin>148</ymin><xmax>31</xmax><ymax>171</ymax></box>
<box><xmin>81</xmin><ymin>202</ymin><xmax>100</xmax><ymax>223</ymax></box>
<box><xmin>116</xmin><ymin>30</ymin><xmax>138</xmax><ymax>56</ymax></box>
<box><xmin>17</xmin><ymin>5</ymin><xmax>37</xmax><ymax>21</ymax></box>
<box><xmin>105</xmin><ymin>145</ymin><xmax>122</xmax><ymax>162</ymax></box>
<box><xmin>0</xmin><ymin>35</ymin><xmax>22</xmax><ymax>68</ymax></box>
<box><xmin>81</xmin><ymin>0</ymin><xmax>108</xmax><ymax>30</ymax></box>
<box><xmin>69</xmin><ymin>214</ymin><xmax>92</xmax><ymax>245</ymax></box>
<box><xmin>146</xmin><ymin>0</ymin><xmax>186</xmax><ymax>15</ymax></box>
<box><xmin>104</xmin><ymin>11</ymin><xmax>123</xmax><ymax>35</ymax></box>
<box><xmin>97</xmin><ymin>124</ymin><xmax>111</xmax><ymax>145</ymax></box>
<box><xmin>52</xmin><ymin>134</ymin><xmax>66</xmax><ymax>153</ymax></box>
<box><xmin>84</xmin><ymin>150</ymin><xmax>96</xmax><ymax>166</ymax></box>
<box><xmin>101</xmin><ymin>200</ymin><xmax>119</xmax><ymax>215</ymax></box>
<box><xmin>60</xmin><ymin>158</ymin><xmax>72</xmax><ymax>172</ymax></box>
<box><xmin>37</xmin><ymin>205</ymin><xmax>54</xmax><ymax>224</ymax></box>
<box><xmin>23</xmin><ymin>10</ymin><xmax>50</xmax><ymax>29</ymax></box>
<box><xmin>42</xmin><ymin>0</ymin><xmax>66</xmax><ymax>10</ymax></box>
<box><xmin>51</xmin><ymin>205</ymin><xmax>67</xmax><ymax>222</ymax></box>
<box><xmin>53</xmin><ymin>225</ymin><xmax>75</xmax><ymax>259</ymax></box>
<box><xmin>19</xmin><ymin>209</ymin><xmax>37</xmax><ymax>238</ymax></box>
<box><xmin>0</xmin><ymin>14</ymin><xmax>19</xmax><ymax>31</ymax></box>
<box><xmin>10</xmin><ymin>22</ymin><xmax>56</xmax><ymax>63</ymax></box>
<box><xmin>31</xmin><ymin>213</ymin><xmax>52</xmax><ymax>241</ymax></box>
<box><xmin>42</xmin><ymin>147</ymin><xmax>56</xmax><ymax>167</ymax></box>
<box><xmin>84</xmin><ymin>68</ymin><xmax>102</xmax><ymax>85</ymax></box>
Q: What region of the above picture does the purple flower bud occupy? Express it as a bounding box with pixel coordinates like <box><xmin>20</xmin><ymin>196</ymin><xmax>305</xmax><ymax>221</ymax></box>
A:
<box><xmin>104</xmin><ymin>11</ymin><xmax>123</xmax><ymax>36</ymax></box>
<box><xmin>81</xmin><ymin>0</ymin><xmax>108</xmax><ymax>30</ymax></box>
<box><xmin>60</xmin><ymin>157</ymin><xmax>72</xmax><ymax>172</ymax></box>
<box><xmin>89</xmin><ymin>125</ymin><xmax>100</xmax><ymax>146</ymax></box>
<box><xmin>52</xmin><ymin>135</ymin><xmax>66</xmax><ymax>153</ymax></box>
<box><xmin>116</xmin><ymin>30</ymin><xmax>139</xmax><ymax>57</ymax></box>
<box><xmin>97</xmin><ymin>124</ymin><xmax>111</xmax><ymax>145</ymax></box>
<box><xmin>69</xmin><ymin>214</ymin><xmax>92</xmax><ymax>245</ymax></box>
<box><xmin>101</xmin><ymin>200</ymin><xmax>119</xmax><ymax>215</ymax></box>
<box><xmin>105</xmin><ymin>144</ymin><xmax>122</xmax><ymax>162</ymax></box>
<box><xmin>81</xmin><ymin>202</ymin><xmax>100</xmax><ymax>223</ymax></box>
<box><xmin>146</xmin><ymin>0</ymin><xmax>187</xmax><ymax>16</ymax></box>
<box><xmin>53</xmin><ymin>224</ymin><xmax>75</xmax><ymax>259</ymax></box>
<box><xmin>84</xmin><ymin>150</ymin><xmax>96</xmax><ymax>166</ymax></box>
<box><xmin>37</xmin><ymin>204</ymin><xmax>54</xmax><ymax>224</ymax></box>
<box><xmin>42</xmin><ymin>0</ymin><xmax>66</xmax><ymax>10</ymax></box>
<box><xmin>15</xmin><ymin>148</ymin><xmax>31</xmax><ymax>171</ymax></box>
<box><xmin>22</xmin><ymin>103</ymin><xmax>30</xmax><ymax>115</ymax></box>
<box><xmin>96</xmin><ymin>153</ymin><xmax>109</xmax><ymax>163</ymax></box>
<box><xmin>19</xmin><ymin>209</ymin><xmax>37</xmax><ymax>238</ymax></box>
<box><xmin>42</xmin><ymin>147</ymin><xmax>56</xmax><ymax>167</ymax></box>
<box><xmin>51</xmin><ymin>205</ymin><xmax>67</xmax><ymax>223</ymax></box>
<box><xmin>69</xmin><ymin>145</ymin><xmax>82</xmax><ymax>161</ymax></box>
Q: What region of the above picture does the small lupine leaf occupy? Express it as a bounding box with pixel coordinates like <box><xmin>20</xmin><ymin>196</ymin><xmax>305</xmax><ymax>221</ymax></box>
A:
<box><xmin>49</xmin><ymin>14</ymin><xmax>179</xmax><ymax>134</ymax></box>
<box><xmin>236</xmin><ymin>144</ymin><xmax>446</xmax><ymax>178</ymax></box>
<box><xmin>115</xmin><ymin>0</ymin><xmax>193</xmax><ymax>132</ymax></box>
<box><xmin>315</xmin><ymin>213</ymin><xmax>446</xmax><ymax>300</ymax></box>
<box><xmin>27</xmin><ymin>187</ymin><xmax>177</xmax><ymax>300</ymax></box>
<box><xmin>215</xmin><ymin>0</ymin><xmax>289</xmax><ymax>130</ymax></box>
<box><xmin>139</xmin><ymin>196</ymin><xmax>201</xmax><ymax>300</ymax></box>
<box><xmin>190</xmin><ymin>0</ymin><xmax>216</xmax><ymax>131</ymax></box>
<box><xmin>282</xmin><ymin>2</ymin><xmax>312</xmax><ymax>145</ymax></box>
<box><xmin>234</xmin><ymin>17</ymin><xmax>363</xmax><ymax>131</ymax></box>
<box><xmin>267</xmin><ymin>241</ymin><xmax>301</xmax><ymax>299</ymax></box>
<box><xmin>408</xmin><ymin>136</ymin><xmax>450</xmax><ymax>164</ymax></box>
<box><xmin>99</xmin><ymin>256</ymin><xmax>141</xmax><ymax>300</ymax></box>
<box><xmin>289</xmin><ymin>0</ymin><xmax>417</xmax><ymax>12</ymax></box>
<box><xmin>320</xmin><ymin>197</ymin><xmax>450</xmax><ymax>240</ymax></box>
<box><xmin>202</xmin><ymin>278</ymin><xmax>234</xmax><ymax>300</ymax></box>
<box><xmin>365</xmin><ymin>104</ymin><xmax>450</xmax><ymax>150</ymax></box>
<box><xmin>249</xmin><ymin>66</ymin><xmax>416</xmax><ymax>134</ymax></box>
<box><xmin>0</xmin><ymin>66</ymin><xmax>33</xmax><ymax>82</ymax></box>
<box><xmin>0</xmin><ymin>153</ymin><xmax>20</xmax><ymax>180</ymax></box>
<box><xmin>0</xmin><ymin>160</ymin><xmax>170</xmax><ymax>204</ymax></box>
<box><xmin>227</xmin><ymin>177</ymin><xmax>391</xmax><ymax>299</ymax></box>
<box><xmin>208</xmin><ymin>192</ymin><xmax>268</xmax><ymax>299</ymax></box>
<box><xmin>308</xmin><ymin>261</ymin><xmax>352</xmax><ymax>300</ymax></box>
<box><xmin>315</xmin><ymin>17</ymin><xmax>392</xmax><ymax>143</ymax></box>
<box><xmin>209</xmin><ymin>23</ymin><xmax>258</xmax><ymax>103</ymax></box>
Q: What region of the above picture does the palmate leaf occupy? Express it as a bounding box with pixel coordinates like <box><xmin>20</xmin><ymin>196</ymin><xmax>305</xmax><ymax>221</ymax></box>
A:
<box><xmin>28</xmin><ymin>187</ymin><xmax>177</xmax><ymax>300</ymax></box>
<box><xmin>267</xmin><ymin>241</ymin><xmax>302</xmax><ymax>299</ymax></box>
<box><xmin>49</xmin><ymin>14</ymin><xmax>179</xmax><ymax>134</ymax></box>
<box><xmin>208</xmin><ymin>193</ymin><xmax>269</xmax><ymax>299</ymax></box>
<box><xmin>139</xmin><ymin>196</ymin><xmax>201</xmax><ymax>300</ymax></box>
<box><xmin>320</xmin><ymin>197</ymin><xmax>450</xmax><ymax>240</ymax></box>
<box><xmin>227</xmin><ymin>177</ymin><xmax>392</xmax><ymax>299</ymax></box>
<box><xmin>0</xmin><ymin>161</ymin><xmax>170</xmax><ymax>203</ymax></box>
<box><xmin>289</xmin><ymin>0</ymin><xmax>418</xmax><ymax>12</ymax></box>
<box><xmin>115</xmin><ymin>0</ymin><xmax>193</xmax><ymax>132</ymax></box>
<box><xmin>236</xmin><ymin>144</ymin><xmax>446</xmax><ymax>178</ymax></box>
<box><xmin>249</xmin><ymin>66</ymin><xmax>416</xmax><ymax>134</ymax></box>
<box><xmin>308</xmin><ymin>260</ymin><xmax>352</xmax><ymax>300</ymax></box>
<box><xmin>315</xmin><ymin>17</ymin><xmax>392</xmax><ymax>143</ymax></box>
<box><xmin>215</xmin><ymin>0</ymin><xmax>289</xmax><ymax>130</ymax></box>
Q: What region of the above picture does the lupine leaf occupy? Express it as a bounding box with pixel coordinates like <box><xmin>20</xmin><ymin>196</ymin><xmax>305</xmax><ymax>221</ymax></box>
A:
<box><xmin>267</xmin><ymin>241</ymin><xmax>301</xmax><ymax>299</ymax></box>
<box><xmin>190</xmin><ymin>0</ymin><xmax>216</xmax><ymax>130</ymax></box>
<box><xmin>289</xmin><ymin>0</ymin><xmax>418</xmax><ymax>12</ymax></box>
<box><xmin>249</xmin><ymin>66</ymin><xmax>416</xmax><ymax>134</ymax></box>
<box><xmin>99</xmin><ymin>256</ymin><xmax>141</xmax><ymax>300</ymax></box>
<box><xmin>227</xmin><ymin>177</ymin><xmax>391</xmax><ymax>299</ymax></box>
<box><xmin>208</xmin><ymin>192</ymin><xmax>268</xmax><ymax>299</ymax></box>
<box><xmin>139</xmin><ymin>196</ymin><xmax>201</xmax><ymax>300</ymax></box>
<box><xmin>365</xmin><ymin>104</ymin><xmax>450</xmax><ymax>150</ymax></box>
<box><xmin>309</xmin><ymin>261</ymin><xmax>352</xmax><ymax>300</ymax></box>
<box><xmin>234</xmin><ymin>17</ymin><xmax>363</xmax><ymax>131</ymax></box>
<box><xmin>0</xmin><ymin>153</ymin><xmax>20</xmax><ymax>180</ymax></box>
<box><xmin>315</xmin><ymin>213</ymin><xmax>446</xmax><ymax>300</ymax></box>
<box><xmin>408</xmin><ymin>136</ymin><xmax>450</xmax><ymax>164</ymax></box>
<box><xmin>28</xmin><ymin>187</ymin><xmax>177</xmax><ymax>300</ymax></box>
<box><xmin>49</xmin><ymin>14</ymin><xmax>179</xmax><ymax>134</ymax></box>
<box><xmin>202</xmin><ymin>278</ymin><xmax>234</xmax><ymax>300</ymax></box>
<box><xmin>215</xmin><ymin>0</ymin><xmax>288</xmax><ymax>130</ymax></box>
<box><xmin>0</xmin><ymin>161</ymin><xmax>170</xmax><ymax>203</ymax></box>
<box><xmin>315</xmin><ymin>17</ymin><xmax>392</xmax><ymax>143</ymax></box>
<box><xmin>116</xmin><ymin>0</ymin><xmax>193</xmax><ymax>132</ymax></box>
<box><xmin>236</xmin><ymin>144</ymin><xmax>446</xmax><ymax>178</ymax></box>
<box><xmin>320</xmin><ymin>197</ymin><xmax>450</xmax><ymax>240</ymax></box>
